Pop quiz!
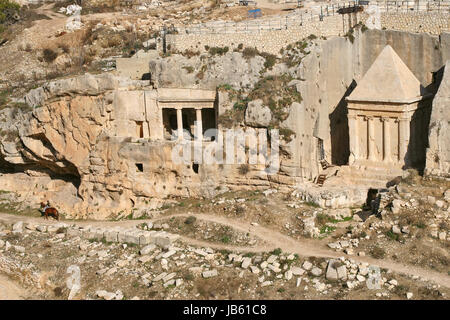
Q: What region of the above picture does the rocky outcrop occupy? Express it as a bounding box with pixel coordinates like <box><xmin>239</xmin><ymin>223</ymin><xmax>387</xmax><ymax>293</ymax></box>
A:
<box><xmin>0</xmin><ymin>73</ymin><xmax>292</xmax><ymax>219</ymax></box>
<box><xmin>425</xmin><ymin>60</ymin><xmax>450</xmax><ymax>178</ymax></box>
<box><xmin>0</xmin><ymin>74</ymin><xmax>160</xmax><ymax>219</ymax></box>
<box><xmin>244</xmin><ymin>99</ymin><xmax>272</xmax><ymax>127</ymax></box>
<box><xmin>149</xmin><ymin>51</ymin><xmax>265</xmax><ymax>90</ymax></box>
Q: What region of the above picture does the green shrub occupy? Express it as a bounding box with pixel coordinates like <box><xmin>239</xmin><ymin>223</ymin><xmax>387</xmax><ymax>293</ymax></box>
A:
<box><xmin>182</xmin><ymin>66</ymin><xmax>194</xmax><ymax>73</ymax></box>
<box><xmin>0</xmin><ymin>0</ymin><xmax>20</xmax><ymax>24</ymax></box>
<box><xmin>242</xmin><ymin>47</ymin><xmax>259</xmax><ymax>59</ymax></box>
<box><xmin>345</xmin><ymin>29</ymin><xmax>355</xmax><ymax>43</ymax></box>
<box><xmin>208</xmin><ymin>46</ymin><xmax>229</xmax><ymax>56</ymax></box>
<box><xmin>261</xmin><ymin>52</ymin><xmax>277</xmax><ymax>70</ymax></box>
<box><xmin>385</xmin><ymin>230</ymin><xmax>400</xmax><ymax>241</ymax></box>
<box><xmin>217</xmin><ymin>83</ymin><xmax>233</xmax><ymax>91</ymax></box>
<box><xmin>270</xmin><ymin>248</ymin><xmax>282</xmax><ymax>255</ymax></box>
<box><xmin>221</xmin><ymin>235</ymin><xmax>231</xmax><ymax>243</ymax></box>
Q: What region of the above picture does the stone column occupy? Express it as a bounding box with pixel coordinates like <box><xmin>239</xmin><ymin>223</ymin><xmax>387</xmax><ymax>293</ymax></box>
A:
<box><xmin>176</xmin><ymin>108</ymin><xmax>183</xmax><ymax>140</ymax></box>
<box><xmin>348</xmin><ymin>114</ymin><xmax>359</xmax><ymax>164</ymax></box>
<box><xmin>398</xmin><ymin>116</ymin><xmax>410</xmax><ymax>164</ymax></box>
<box><xmin>195</xmin><ymin>108</ymin><xmax>203</xmax><ymax>140</ymax></box>
<box><xmin>382</xmin><ymin>117</ymin><xmax>391</xmax><ymax>163</ymax></box>
<box><xmin>366</xmin><ymin>116</ymin><xmax>376</xmax><ymax>161</ymax></box>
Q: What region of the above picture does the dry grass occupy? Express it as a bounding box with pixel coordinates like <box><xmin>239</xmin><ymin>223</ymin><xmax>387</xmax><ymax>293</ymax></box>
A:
<box><xmin>42</xmin><ymin>48</ymin><xmax>58</xmax><ymax>63</ymax></box>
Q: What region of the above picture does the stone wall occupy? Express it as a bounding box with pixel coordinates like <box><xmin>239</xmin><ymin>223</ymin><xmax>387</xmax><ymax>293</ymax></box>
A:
<box><xmin>381</xmin><ymin>13</ymin><xmax>449</xmax><ymax>35</ymax></box>
<box><xmin>167</xmin><ymin>12</ymin><xmax>449</xmax><ymax>55</ymax></box>
<box><xmin>167</xmin><ymin>15</ymin><xmax>354</xmax><ymax>56</ymax></box>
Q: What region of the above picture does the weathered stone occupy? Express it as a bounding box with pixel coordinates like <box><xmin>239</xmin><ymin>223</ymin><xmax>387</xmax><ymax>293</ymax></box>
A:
<box><xmin>104</xmin><ymin>229</ymin><xmax>120</xmax><ymax>242</ymax></box>
<box><xmin>245</xmin><ymin>99</ymin><xmax>272</xmax><ymax>127</ymax></box>
<box><xmin>284</xmin><ymin>270</ymin><xmax>293</xmax><ymax>280</ymax></box>
<box><xmin>267</xmin><ymin>255</ymin><xmax>278</xmax><ymax>264</ymax></box>
<box><xmin>36</xmin><ymin>225</ymin><xmax>47</xmax><ymax>233</ymax></box>
<box><xmin>12</xmin><ymin>221</ymin><xmax>23</xmax><ymax>233</ymax></box>
<box><xmin>291</xmin><ymin>266</ymin><xmax>305</xmax><ymax>276</ymax></box>
<box><xmin>356</xmin><ymin>275</ymin><xmax>366</xmax><ymax>282</ymax></box>
<box><xmin>425</xmin><ymin>60</ymin><xmax>450</xmax><ymax>178</ymax></box>
<box><xmin>96</xmin><ymin>290</ymin><xmax>116</xmax><ymax>300</ymax></box>
<box><xmin>250</xmin><ymin>266</ymin><xmax>260</xmax><ymax>274</ymax></box>
<box><xmin>241</xmin><ymin>257</ymin><xmax>252</xmax><ymax>269</ymax></box>
<box><xmin>392</xmin><ymin>225</ymin><xmax>401</xmax><ymax>234</ymax></box>
<box><xmin>138</xmin><ymin>255</ymin><xmax>152</xmax><ymax>263</ymax></box>
<box><xmin>311</xmin><ymin>267</ymin><xmax>322</xmax><ymax>276</ymax></box>
<box><xmin>302</xmin><ymin>261</ymin><xmax>313</xmax><ymax>271</ymax></box>
<box><xmin>202</xmin><ymin>270</ymin><xmax>218</xmax><ymax>278</ymax></box>
<box><xmin>14</xmin><ymin>245</ymin><xmax>25</xmax><ymax>253</ymax></box>
<box><xmin>435</xmin><ymin>200</ymin><xmax>445</xmax><ymax>208</ymax></box>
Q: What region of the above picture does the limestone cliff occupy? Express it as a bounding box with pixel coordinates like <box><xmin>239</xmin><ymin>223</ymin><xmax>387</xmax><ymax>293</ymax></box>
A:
<box><xmin>0</xmin><ymin>30</ymin><xmax>449</xmax><ymax>219</ymax></box>
<box><xmin>425</xmin><ymin>60</ymin><xmax>450</xmax><ymax>178</ymax></box>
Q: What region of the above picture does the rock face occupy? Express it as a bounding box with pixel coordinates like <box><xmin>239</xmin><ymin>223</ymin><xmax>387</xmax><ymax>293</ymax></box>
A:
<box><xmin>244</xmin><ymin>100</ymin><xmax>272</xmax><ymax>127</ymax></box>
<box><xmin>292</xmin><ymin>30</ymin><xmax>449</xmax><ymax>181</ymax></box>
<box><xmin>425</xmin><ymin>60</ymin><xmax>450</xmax><ymax>178</ymax></box>
<box><xmin>0</xmin><ymin>30</ymin><xmax>448</xmax><ymax>219</ymax></box>
<box><xmin>0</xmin><ymin>74</ymin><xmax>290</xmax><ymax>219</ymax></box>
<box><xmin>149</xmin><ymin>51</ymin><xmax>265</xmax><ymax>90</ymax></box>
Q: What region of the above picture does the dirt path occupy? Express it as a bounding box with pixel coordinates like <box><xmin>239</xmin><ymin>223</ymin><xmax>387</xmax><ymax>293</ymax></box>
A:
<box><xmin>34</xmin><ymin>3</ymin><xmax>66</xmax><ymax>20</ymax></box>
<box><xmin>1</xmin><ymin>211</ymin><xmax>450</xmax><ymax>288</ymax></box>
<box><xmin>0</xmin><ymin>274</ymin><xmax>29</xmax><ymax>300</ymax></box>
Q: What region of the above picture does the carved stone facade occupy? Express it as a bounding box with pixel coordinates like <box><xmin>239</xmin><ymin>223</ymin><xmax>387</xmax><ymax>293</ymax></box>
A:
<box><xmin>346</xmin><ymin>45</ymin><xmax>432</xmax><ymax>170</ymax></box>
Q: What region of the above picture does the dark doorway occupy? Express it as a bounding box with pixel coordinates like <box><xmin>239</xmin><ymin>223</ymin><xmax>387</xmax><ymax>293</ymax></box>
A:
<box><xmin>162</xmin><ymin>109</ymin><xmax>178</xmax><ymax>139</ymax></box>
<box><xmin>136</xmin><ymin>121</ymin><xmax>144</xmax><ymax>138</ymax></box>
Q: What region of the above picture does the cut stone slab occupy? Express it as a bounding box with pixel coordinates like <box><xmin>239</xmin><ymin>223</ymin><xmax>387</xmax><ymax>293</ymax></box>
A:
<box><xmin>302</xmin><ymin>261</ymin><xmax>313</xmax><ymax>271</ymax></box>
<box><xmin>241</xmin><ymin>257</ymin><xmax>252</xmax><ymax>269</ymax></box>
<box><xmin>140</xmin><ymin>244</ymin><xmax>156</xmax><ymax>255</ymax></box>
<box><xmin>202</xmin><ymin>270</ymin><xmax>218</xmax><ymax>278</ymax></box>
<box><xmin>291</xmin><ymin>266</ymin><xmax>305</xmax><ymax>276</ymax></box>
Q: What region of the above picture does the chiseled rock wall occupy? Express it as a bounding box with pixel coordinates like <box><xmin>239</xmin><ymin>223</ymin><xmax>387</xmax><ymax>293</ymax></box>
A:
<box><xmin>294</xmin><ymin>29</ymin><xmax>449</xmax><ymax>180</ymax></box>
<box><xmin>0</xmin><ymin>74</ymin><xmax>292</xmax><ymax>219</ymax></box>
<box><xmin>425</xmin><ymin>60</ymin><xmax>450</xmax><ymax>178</ymax></box>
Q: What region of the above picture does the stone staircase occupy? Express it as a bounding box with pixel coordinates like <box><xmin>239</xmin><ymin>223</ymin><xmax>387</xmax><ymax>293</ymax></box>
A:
<box><xmin>331</xmin><ymin>165</ymin><xmax>404</xmax><ymax>189</ymax></box>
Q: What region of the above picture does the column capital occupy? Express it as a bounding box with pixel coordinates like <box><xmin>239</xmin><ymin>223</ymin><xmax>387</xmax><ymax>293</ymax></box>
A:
<box><xmin>399</xmin><ymin>116</ymin><xmax>411</xmax><ymax>122</ymax></box>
